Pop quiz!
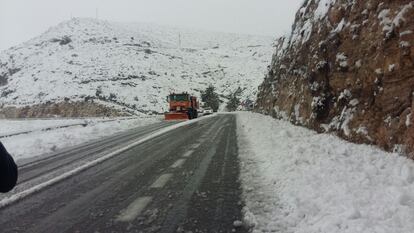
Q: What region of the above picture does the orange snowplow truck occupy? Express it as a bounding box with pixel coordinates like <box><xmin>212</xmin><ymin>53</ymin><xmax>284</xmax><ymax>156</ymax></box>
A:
<box><xmin>164</xmin><ymin>92</ymin><xmax>199</xmax><ymax>120</ymax></box>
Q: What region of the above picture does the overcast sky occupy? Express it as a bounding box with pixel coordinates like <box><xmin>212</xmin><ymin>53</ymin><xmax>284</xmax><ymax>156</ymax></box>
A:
<box><xmin>0</xmin><ymin>0</ymin><xmax>303</xmax><ymax>51</ymax></box>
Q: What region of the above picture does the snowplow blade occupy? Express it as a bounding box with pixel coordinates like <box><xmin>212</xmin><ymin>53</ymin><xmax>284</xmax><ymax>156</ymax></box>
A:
<box><xmin>164</xmin><ymin>112</ymin><xmax>189</xmax><ymax>121</ymax></box>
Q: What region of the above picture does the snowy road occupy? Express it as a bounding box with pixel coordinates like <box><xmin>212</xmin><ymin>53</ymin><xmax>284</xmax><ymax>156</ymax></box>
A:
<box><xmin>0</xmin><ymin>114</ymin><xmax>246</xmax><ymax>233</ymax></box>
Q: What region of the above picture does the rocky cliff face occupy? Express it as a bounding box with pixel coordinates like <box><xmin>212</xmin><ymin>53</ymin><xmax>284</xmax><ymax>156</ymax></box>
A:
<box><xmin>256</xmin><ymin>0</ymin><xmax>414</xmax><ymax>156</ymax></box>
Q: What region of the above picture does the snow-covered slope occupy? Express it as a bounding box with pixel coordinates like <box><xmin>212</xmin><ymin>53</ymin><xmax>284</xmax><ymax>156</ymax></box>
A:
<box><xmin>237</xmin><ymin>112</ymin><xmax>414</xmax><ymax>233</ymax></box>
<box><xmin>0</xmin><ymin>117</ymin><xmax>160</xmax><ymax>161</ymax></box>
<box><xmin>0</xmin><ymin>18</ymin><xmax>272</xmax><ymax>116</ymax></box>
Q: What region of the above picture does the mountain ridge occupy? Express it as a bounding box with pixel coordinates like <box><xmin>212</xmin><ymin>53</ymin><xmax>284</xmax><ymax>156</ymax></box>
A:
<box><xmin>0</xmin><ymin>18</ymin><xmax>273</xmax><ymax>117</ymax></box>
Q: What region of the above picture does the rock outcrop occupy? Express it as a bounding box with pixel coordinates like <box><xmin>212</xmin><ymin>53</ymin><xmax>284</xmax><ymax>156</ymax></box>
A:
<box><xmin>0</xmin><ymin>101</ymin><xmax>128</xmax><ymax>118</ymax></box>
<box><xmin>256</xmin><ymin>0</ymin><xmax>414</xmax><ymax>156</ymax></box>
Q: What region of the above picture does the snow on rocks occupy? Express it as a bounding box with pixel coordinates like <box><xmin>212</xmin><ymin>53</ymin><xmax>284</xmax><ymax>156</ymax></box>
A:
<box><xmin>406</xmin><ymin>113</ymin><xmax>412</xmax><ymax>127</ymax></box>
<box><xmin>378</xmin><ymin>8</ymin><xmax>393</xmax><ymax>37</ymax></box>
<box><xmin>400</xmin><ymin>40</ymin><xmax>411</xmax><ymax>48</ymax></box>
<box><xmin>336</xmin><ymin>52</ymin><xmax>348</xmax><ymax>69</ymax></box>
<box><xmin>400</xmin><ymin>30</ymin><xmax>413</xmax><ymax>36</ymax></box>
<box><xmin>378</xmin><ymin>2</ymin><xmax>414</xmax><ymax>39</ymax></box>
<box><xmin>289</xmin><ymin>0</ymin><xmax>339</xmax><ymax>47</ymax></box>
<box><xmin>233</xmin><ymin>220</ymin><xmax>243</xmax><ymax>228</ymax></box>
<box><xmin>333</xmin><ymin>18</ymin><xmax>347</xmax><ymax>33</ymax></box>
<box><xmin>355</xmin><ymin>59</ymin><xmax>362</xmax><ymax>68</ymax></box>
<box><xmin>388</xmin><ymin>64</ymin><xmax>396</xmax><ymax>72</ymax></box>
<box><xmin>236</xmin><ymin>112</ymin><xmax>414</xmax><ymax>233</ymax></box>
<box><xmin>349</xmin><ymin>98</ymin><xmax>359</xmax><ymax>107</ymax></box>
<box><xmin>338</xmin><ymin>89</ymin><xmax>352</xmax><ymax>101</ymax></box>
<box><xmin>315</xmin><ymin>0</ymin><xmax>337</xmax><ymax>20</ymax></box>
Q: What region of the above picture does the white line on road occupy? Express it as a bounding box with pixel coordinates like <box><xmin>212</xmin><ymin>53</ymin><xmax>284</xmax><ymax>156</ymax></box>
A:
<box><xmin>116</xmin><ymin>196</ymin><xmax>152</xmax><ymax>222</ymax></box>
<box><xmin>182</xmin><ymin>150</ymin><xmax>194</xmax><ymax>158</ymax></box>
<box><xmin>150</xmin><ymin>174</ymin><xmax>173</xmax><ymax>188</ymax></box>
<box><xmin>171</xmin><ymin>159</ymin><xmax>186</xmax><ymax>168</ymax></box>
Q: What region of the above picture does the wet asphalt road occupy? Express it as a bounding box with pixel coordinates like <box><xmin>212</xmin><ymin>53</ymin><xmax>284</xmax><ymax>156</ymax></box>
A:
<box><xmin>0</xmin><ymin>114</ymin><xmax>246</xmax><ymax>233</ymax></box>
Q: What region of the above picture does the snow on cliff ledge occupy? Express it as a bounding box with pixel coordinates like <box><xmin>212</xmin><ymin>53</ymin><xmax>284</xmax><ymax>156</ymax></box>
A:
<box><xmin>0</xmin><ymin>18</ymin><xmax>272</xmax><ymax>114</ymax></box>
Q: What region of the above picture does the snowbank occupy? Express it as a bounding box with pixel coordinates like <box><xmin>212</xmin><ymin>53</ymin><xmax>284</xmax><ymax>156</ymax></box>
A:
<box><xmin>1</xmin><ymin>117</ymin><xmax>160</xmax><ymax>161</ymax></box>
<box><xmin>237</xmin><ymin>112</ymin><xmax>414</xmax><ymax>233</ymax></box>
<box><xmin>0</xmin><ymin>118</ymin><xmax>89</xmax><ymax>136</ymax></box>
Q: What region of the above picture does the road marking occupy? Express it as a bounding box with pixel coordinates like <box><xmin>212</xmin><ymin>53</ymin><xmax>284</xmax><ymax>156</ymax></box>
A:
<box><xmin>150</xmin><ymin>174</ymin><xmax>173</xmax><ymax>188</ymax></box>
<box><xmin>159</xmin><ymin>126</ymin><xmax>225</xmax><ymax>232</ymax></box>
<box><xmin>182</xmin><ymin>150</ymin><xmax>194</xmax><ymax>158</ymax></box>
<box><xmin>116</xmin><ymin>196</ymin><xmax>152</xmax><ymax>222</ymax></box>
<box><xmin>171</xmin><ymin>158</ymin><xmax>186</xmax><ymax>168</ymax></box>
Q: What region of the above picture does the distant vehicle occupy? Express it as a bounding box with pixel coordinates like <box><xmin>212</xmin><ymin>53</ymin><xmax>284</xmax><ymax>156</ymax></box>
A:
<box><xmin>204</xmin><ymin>107</ymin><xmax>213</xmax><ymax>115</ymax></box>
<box><xmin>164</xmin><ymin>92</ymin><xmax>199</xmax><ymax>120</ymax></box>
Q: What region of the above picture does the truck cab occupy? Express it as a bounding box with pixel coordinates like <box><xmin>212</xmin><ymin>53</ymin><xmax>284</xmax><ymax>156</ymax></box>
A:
<box><xmin>165</xmin><ymin>93</ymin><xmax>199</xmax><ymax>120</ymax></box>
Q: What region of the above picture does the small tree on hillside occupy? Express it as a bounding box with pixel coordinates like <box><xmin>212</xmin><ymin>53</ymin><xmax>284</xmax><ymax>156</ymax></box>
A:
<box><xmin>201</xmin><ymin>85</ymin><xmax>220</xmax><ymax>112</ymax></box>
<box><xmin>226</xmin><ymin>87</ymin><xmax>242</xmax><ymax>111</ymax></box>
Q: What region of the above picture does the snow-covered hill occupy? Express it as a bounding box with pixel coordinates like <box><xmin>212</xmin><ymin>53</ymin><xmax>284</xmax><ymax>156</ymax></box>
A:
<box><xmin>0</xmin><ymin>18</ymin><xmax>272</xmax><ymax>117</ymax></box>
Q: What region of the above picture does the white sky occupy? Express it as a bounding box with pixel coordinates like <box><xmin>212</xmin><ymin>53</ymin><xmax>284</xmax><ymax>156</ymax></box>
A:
<box><xmin>0</xmin><ymin>0</ymin><xmax>303</xmax><ymax>51</ymax></box>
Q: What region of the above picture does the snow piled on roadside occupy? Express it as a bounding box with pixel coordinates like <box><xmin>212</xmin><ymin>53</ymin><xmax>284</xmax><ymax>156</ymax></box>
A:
<box><xmin>1</xmin><ymin>117</ymin><xmax>160</xmax><ymax>161</ymax></box>
<box><xmin>0</xmin><ymin>118</ymin><xmax>117</xmax><ymax>136</ymax></box>
<box><xmin>236</xmin><ymin>112</ymin><xmax>414</xmax><ymax>233</ymax></box>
